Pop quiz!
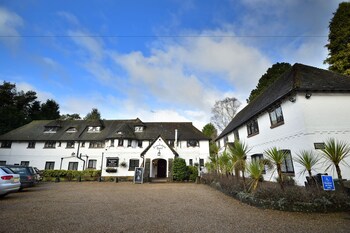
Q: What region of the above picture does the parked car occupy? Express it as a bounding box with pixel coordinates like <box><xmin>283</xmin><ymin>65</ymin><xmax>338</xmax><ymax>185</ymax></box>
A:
<box><xmin>33</xmin><ymin>167</ymin><xmax>43</xmax><ymax>181</ymax></box>
<box><xmin>5</xmin><ymin>165</ymin><xmax>37</xmax><ymax>190</ymax></box>
<box><xmin>0</xmin><ymin>166</ymin><xmax>21</xmax><ymax>197</ymax></box>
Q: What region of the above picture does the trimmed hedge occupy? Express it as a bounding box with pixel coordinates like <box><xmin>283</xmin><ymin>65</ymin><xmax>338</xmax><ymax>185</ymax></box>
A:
<box><xmin>42</xmin><ymin>169</ymin><xmax>101</xmax><ymax>181</ymax></box>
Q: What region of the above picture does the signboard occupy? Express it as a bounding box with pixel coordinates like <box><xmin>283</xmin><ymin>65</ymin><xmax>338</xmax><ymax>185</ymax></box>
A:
<box><xmin>106</xmin><ymin>157</ymin><xmax>119</xmax><ymax>167</ymax></box>
<box><xmin>321</xmin><ymin>175</ymin><xmax>335</xmax><ymax>191</ymax></box>
<box><xmin>134</xmin><ymin>167</ymin><xmax>144</xmax><ymax>184</ymax></box>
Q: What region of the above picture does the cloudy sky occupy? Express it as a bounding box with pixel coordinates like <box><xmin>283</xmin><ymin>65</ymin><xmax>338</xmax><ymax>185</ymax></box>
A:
<box><xmin>0</xmin><ymin>0</ymin><xmax>343</xmax><ymax>130</ymax></box>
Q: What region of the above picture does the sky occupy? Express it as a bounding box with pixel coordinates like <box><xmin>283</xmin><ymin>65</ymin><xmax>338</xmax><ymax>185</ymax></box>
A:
<box><xmin>0</xmin><ymin>0</ymin><xmax>344</xmax><ymax>130</ymax></box>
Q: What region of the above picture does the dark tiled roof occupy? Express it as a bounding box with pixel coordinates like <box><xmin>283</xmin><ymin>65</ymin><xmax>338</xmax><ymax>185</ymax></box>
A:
<box><xmin>0</xmin><ymin>119</ymin><xmax>209</xmax><ymax>142</ymax></box>
<box><xmin>140</xmin><ymin>136</ymin><xmax>179</xmax><ymax>157</ymax></box>
<box><xmin>217</xmin><ymin>63</ymin><xmax>350</xmax><ymax>140</ymax></box>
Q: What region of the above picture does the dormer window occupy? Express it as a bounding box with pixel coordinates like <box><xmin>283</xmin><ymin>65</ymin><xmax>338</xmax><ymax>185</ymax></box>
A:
<box><xmin>134</xmin><ymin>126</ymin><xmax>143</xmax><ymax>132</ymax></box>
<box><xmin>44</xmin><ymin>126</ymin><xmax>58</xmax><ymax>133</ymax></box>
<box><xmin>66</xmin><ymin>127</ymin><xmax>77</xmax><ymax>133</ymax></box>
<box><xmin>88</xmin><ymin>126</ymin><xmax>101</xmax><ymax>133</ymax></box>
<box><xmin>187</xmin><ymin>140</ymin><xmax>199</xmax><ymax>147</ymax></box>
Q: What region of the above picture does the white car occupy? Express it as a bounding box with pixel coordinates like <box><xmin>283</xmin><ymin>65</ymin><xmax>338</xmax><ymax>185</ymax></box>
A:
<box><xmin>0</xmin><ymin>166</ymin><xmax>21</xmax><ymax>197</ymax></box>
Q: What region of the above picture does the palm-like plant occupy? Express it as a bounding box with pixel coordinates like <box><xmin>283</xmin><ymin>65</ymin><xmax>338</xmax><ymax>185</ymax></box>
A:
<box><xmin>320</xmin><ymin>138</ymin><xmax>350</xmax><ymax>190</ymax></box>
<box><xmin>218</xmin><ymin>151</ymin><xmax>233</xmax><ymax>177</ymax></box>
<box><xmin>228</xmin><ymin>140</ymin><xmax>250</xmax><ymax>189</ymax></box>
<box><xmin>246</xmin><ymin>160</ymin><xmax>265</xmax><ymax>192</ymax></box>
<box><xmin>264</xmin><ymin>147</ymin><xmax>288</xmax><ymax>191</ymax></box>
<box><xmin>294</xmin><ymin>150</ymin><xmax>319</xmax><ymax>178</ymax></box>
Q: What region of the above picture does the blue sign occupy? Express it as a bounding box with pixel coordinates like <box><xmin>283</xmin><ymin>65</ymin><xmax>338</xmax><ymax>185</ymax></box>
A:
<box><xmin>321</xmin><ymin>175</ymin><xmax>335</xmax><ymax>191</ymax></box>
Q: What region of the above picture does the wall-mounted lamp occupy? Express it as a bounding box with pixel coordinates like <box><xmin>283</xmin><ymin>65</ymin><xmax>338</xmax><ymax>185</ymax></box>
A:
<box><xmin>71</xmin><ymin>152</ymin><xmax>76</xmax><ymax>157</ymax></box>
<box><xmin>305</xmin><ymin>92</ymin><xmax>312</xmax><ymax>99</ymax></box>
<box><xmin>157</xmin><ymin>151</ymin><xmax>161</xmax><ymax>156</ymax></box>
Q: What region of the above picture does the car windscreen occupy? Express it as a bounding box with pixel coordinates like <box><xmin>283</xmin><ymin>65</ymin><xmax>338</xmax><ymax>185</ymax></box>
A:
<box><xmin>8</xmin><ymin>167</ymin><xmax>29</xmax><ymax>175</ymax></box>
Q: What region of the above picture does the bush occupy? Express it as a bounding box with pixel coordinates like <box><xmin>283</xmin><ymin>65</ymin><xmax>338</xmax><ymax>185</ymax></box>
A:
<box><xmin>42</xmin><ymin>169</ymin><xmax>101</xmax><ymax>181</ymax></box>
<box><xmin>173</xmin><ymin>158</ymin><xmax>188</xmax><ymax>181</ymax></box>
<box><xmin>187</xmin><ymin>166</ymin><xmax>198</xmax><ymax>181</ymax></box>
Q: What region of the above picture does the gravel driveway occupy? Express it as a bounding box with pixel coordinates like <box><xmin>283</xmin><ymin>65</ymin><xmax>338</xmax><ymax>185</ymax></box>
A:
<box><xmin>0</xmin><ymin>182</ymin><xmax>349</xmax><ymax>233</ymax></box>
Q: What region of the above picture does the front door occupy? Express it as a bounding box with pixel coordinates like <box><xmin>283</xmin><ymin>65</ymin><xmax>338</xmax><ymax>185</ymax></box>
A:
<box><xmin>157</xmin><ymin>159</ymin><xmax>167</xmax><ymax>178</ymax></box>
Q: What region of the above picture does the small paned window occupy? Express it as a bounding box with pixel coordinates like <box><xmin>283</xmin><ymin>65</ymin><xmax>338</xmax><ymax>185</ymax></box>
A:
<box><xmin>89</xmin><ymin>141</ymin><xmax>105</xmax><ymax>148</ymax></box>
<box><xmin>128</xmin><ymin>140</ymin><xmax>132</xmax><ymax>147</ymax></box>
<box><xmin>44</xmin><ymin>126</ymin><xmax>58</xmax><ymax>133</ymax></box>
<box><xmin>134</xmin><ymin>126</ymin><xmax>143</xmax><ymax>132</ymax></box>
<box><xmin>110</xmin><ymin>139</ymin><xmax>115</xmax><ymax>147</ymax></box>
<box><xmin>168</xmin><ymin>140</ymin><xmax>175</xmax><ymax>148</ymax></box>
<box><xmin>138</xmin><ymin>140</ymin><xmax>143</xmax><ymax>148</ymax></box>
<box><xmin>118</xmin><ymin>139</ymin><xmax>124</xmax><ymax>147</ymax></box>
<box><xmin>21</xmin><ymin>161</ymin><xmax>30</xmax><ymax>166</ymax></box>
<box><xmin>68</xmin><ymin>162</ymin><xmax>78</xmax><ymax>170</ymax></box>
<box><xmin>44</xmin><ymin>141</ymin><xmax>56</xmax><ymax>148</ymax></box>
<box><xmin>247</xmin><ymin>119</ymin><xmax>259</xmax><ymax>137</ymax></box>
<box><xmin>66</xmin><ymin>127</ymin><xmax>77</xmax><ymax>133</ymax></box>
<box><xmin>129</xmin><ymin>159</ymin><xmax>139</xmax><ymax>171</ymax></box>
<box><xmin>189</xmin><ymin>159</ymin><xmax>193</xmax><ymax>166</ymax></box>
<box><xmin>87</xmin><ymin>126</ymin><xmax>101</xmax><ymax>132</ymax></box>
<box><xmin>81</xmin><ymin>142</ymin><xmax>85</xmax><ymax>147</ymax></box>
<box><xmin>28</xmin><ymin>141</ymin><xmax>36</xmax><ymax>148</ymax></box>
<box><xmin>1</xmin><ymin>141</ymin><xmax>12</xmax><ymax>148</ymax></box>
<box><xmin>88</xmin><ymin>160</ymin><xmax>97</xmax><ymax>169</ymax></box>
<box><xmin>269</xmin><ymin>105</ymin><xmax>284</xmax><ymax>127</ymax></box>
<box><xmin>0</xmin><ymin>161</ymin><xmax>6</xmax><ymax>166</ymax></box>
<box><xmin>187</xmin><ymin>140</ymin><xmax>199</xmax><ymax>147</ymax></box>
<box><xmin>199</xmin><ymin>159</ymin><xmax>204</xmax><ymax>171</ymax></box>
<box><xmin>66</xmin><ymin>141</ymin><xmax>75</xmax><ymax>148</ymax></box>
<box><xmin>280</xmin><ymin>150</ymin><xmax>295</xmax><ymax>174</ymax></box>
<box><xmin>45</xmin><ymin>162</ymin><xmax>55</xmax><ymax>170</ymax></box>
<box><xmin>234</xmin><ymin>130</ymin><xmax>240</xmax><ymax>141</ymax></box>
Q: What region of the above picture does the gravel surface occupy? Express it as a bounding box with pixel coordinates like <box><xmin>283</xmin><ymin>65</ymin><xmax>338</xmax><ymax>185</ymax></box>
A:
<box><xmin>0</xmin><ymin>182</ymin><xmax>349</xmax><ymax>233</ymax></box>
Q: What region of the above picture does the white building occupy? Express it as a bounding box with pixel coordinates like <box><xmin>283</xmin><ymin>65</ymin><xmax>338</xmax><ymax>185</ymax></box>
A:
<box><xmin>0</xmin><ymin>118</ymin><xmax>210</xmax><ymax>180</ymax></box>
<box><xmin>216</xmin><ymin>63</ymin><xmax>350</xmax><ymax>186</ymax></box>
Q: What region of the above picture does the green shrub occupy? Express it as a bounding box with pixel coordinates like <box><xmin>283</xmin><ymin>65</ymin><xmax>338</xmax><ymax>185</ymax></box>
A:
<box><xmin>187</xmin><ymin>166</ymin><xmax>198</xmax><ymax>181</ymax></box>
<box><xmin>42</xmin><ymin>169</ymin><xmax>101</xmax><ymax>181</ymax></box>
<box><xmin>173</xmin><ymin>158</ymin><xmax>188</xmax><ymax>181</ymax></box>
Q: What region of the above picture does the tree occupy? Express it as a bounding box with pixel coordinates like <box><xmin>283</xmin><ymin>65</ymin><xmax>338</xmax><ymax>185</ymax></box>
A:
<box><xmin>320</xmin><ymin>138</ymin><xmax>350</xmax><ymax>191</ymax></box>
<box><xmin>247</xmin><ymin>62</ymin><xmax>291</xmax><ymax>103</ymax></box>
<box><xmin>202</xmin><ymin>123</ymin><xmax>217</xmax><ymax>141</ymax></box>
<box><xmin>0</xmin><ymin>81</ymin><xmax>38</xmax><ymax>134</ymax></box>
<box><xmin>294</xmin><ymin>150</ymin><xmax>319</xmax><ymax>178</ymax></box>
<box><xmin>84</xmin><ymin>108</ymin><xmax>101</xmax><ymax>120</ymax></box>
<box><xmin>60</xmin><ymin>113</ymin><xmax>81</xmax><ymax>120</ymax></box>
<box><xmin>40</xmin><ymin>99</ymin><xmax>60</xmax><ymax>120</ymax></box>
<box><xmin>173</xmin><ymin>158</ymin><xmax>188</xmax><ymax>181</ymax></box>
<box><xmin>228</xmin><ymin>140</ymin><xmax>250</xmax><ymax>190</ymax></box>
<box><xmin>324</xmin><ymin>2</ymin><xmax>350</xmax><ymax>75</ymax></box>
<box><xmin>211</xmin><ymin>97</ymin><xmax>241</xmax><ymax>132</ymax></box>
<box><xmin>264</xmin><ymin>147</ymin><xmax>288</xmax><ymax>191</ymax></box>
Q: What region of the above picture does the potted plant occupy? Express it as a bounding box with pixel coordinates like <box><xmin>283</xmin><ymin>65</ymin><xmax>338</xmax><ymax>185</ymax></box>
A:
<box><xmin>120</xmin><ymin>161</ymin><xmax>127</xmax><ymax>168</ymax></box>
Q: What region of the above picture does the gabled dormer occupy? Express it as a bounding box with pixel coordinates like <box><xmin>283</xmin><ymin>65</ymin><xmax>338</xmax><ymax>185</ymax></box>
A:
<box><xmin>44</xmin><ymin>120</ymin><xmax>62</xmax><ymax>133</ymax></box>
<box><xmin>134</xmin><ymin>118</ymin><xmax>145</xmax><ymax>133</ymax></box>
<box><xmin>86</xmin><ymin>120</ymin><xmax>104</xmax><ymax>133</ymax></box>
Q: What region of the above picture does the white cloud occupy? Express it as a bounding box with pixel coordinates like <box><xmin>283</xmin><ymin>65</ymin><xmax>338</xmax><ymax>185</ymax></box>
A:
<box><xmin>0</xmin><ymin>7</ymin><xmax>23</xmax><ymax>46</ymax></box>
<box><xmin>57</xmin><ymin>11</ymin><xmax>80</xmax><ymax>26</ymax></box>
<box><xmin>15</xmin><ymin>81</ymin><xmax>54</xmax><ymax>102</ymax></box>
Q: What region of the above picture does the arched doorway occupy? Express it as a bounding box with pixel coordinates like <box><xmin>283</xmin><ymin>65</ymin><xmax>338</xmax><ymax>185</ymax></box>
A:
<box><xmin>155</xmin><ymin>159</ymin><xmax>167</xmax><ymax>178</ymax></box>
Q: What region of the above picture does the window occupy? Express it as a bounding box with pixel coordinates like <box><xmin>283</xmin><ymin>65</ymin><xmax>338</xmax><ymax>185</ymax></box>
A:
<box><xmin>251</xmin><ymin>154</ymin><xmax>266</xmax><ymax>174</ymax></box>
<box><xmin>234</xmin><ymin>130</ymin><xmax>240</xmax><ymax>141</ymax></box>
<box><xmin>187</xmin><ymin>140</ymin><xmax>199</xmax><ymax>147</ymax></box>
<box><xmin>106</xmin><ymin>157</ymin><xmax>119</xmax><ymax>167</ymax></box>
<box><xmin>168</xmin><ymin>140</ymin><xmax>175</xmax><ymax>148</ymax></box>
<box><xmin>44</xmin><ymin>141</ymin><xmax>56</xmax><ymax>148</ymax></box>
<box><xmin>87</xmin><ymin>126</ymin><xmax>101</xmax><ymax>132</ymax></box>
<box><xmin>223</xmin><ymin>136</ymin><xmax>228</xmax><ymax>146</ymax></box>
<box><xmin>118</xmin><ymin>139</ymin><xmax>124</xmax><ymax>147</ymax></box>
<box><xmin>269</xmin><ymin>105</ymin><xmax>284</xmax><ymax>127</ymax></box>
<box><xmin>44</xmin><ymin>126</ymin><xmax>58</xmax><ymax>133</ymax></box>
<box><xmin>134</xmin><ymin>126</ymin><xmax>143</xmax><ymax>132</ymax></box>
<box><xmin>247</xmin><ymin>119</ymin><xmax>259</xmax><ymax>136</ymax></box>
<box><xmin>189</xmin><ymin>159</ymin><xmax>193</xmax><ymax>166</ymax></box>
<box><xmin>66</xmin><ymin>127</ymin><xmax>77</xmax><ymax>133</ymax></box>
<box><xmin>81</xmin><ymin>142</ymin><xmax>85</xmax><ymax>147</ymax></box>
<box><xmin>88</xmin><ymin>160</ymin><xmax>97</xmax><ymax>169</ymax></box>
<box><xmin>1</xmin><ymin>141</ymin><xmax>12</xmax><ymax>148</ymax></box>
<box><xmin>68</xmin><ymin>162</ymin><xmax>78</xmax><ymax>170</ymax></box>
<box><xmin>21</xmin><ymin>161</ymin><xmax>29</xmax><ymax>166</ymax></box>
<box><xmin>199</xmin><ymin>159</ymin><xmax>204</xmax><ymax>171</ymax></box>
<box><xmin>280</xmin><ymin>150</ymin><xmax>295</xmax><ymax>174</ymax></box>
<box><xmin>45</xmin><ymin>162</ymin><xmax>55</xmax><ymax>170</ymax></box>
<box><xmin>129</xmin><ymin>159</ymin><xmax>139</xmax><ymax>171</ymax></box>
<box><xmin>138</xmin><ymin>140</ymin><xmax>143</xmax><ymax>148</ymax></box>
<box><xmin>128</xmin><ymin>140</ymin><xmax>132</xmax><ymax>147</ymax></box>
<box><xmin>314</xmin><ymin>143</ymin><xmax>325</xmax><ymax>150</ymax></box>
<box><xmin>66</xmin><ymin>141</ymin><xmax>75</xmax><ymax>148</ymax></box>
<box><xmin>110</xmin><ymin>139</ymin><xmax>115</xmax><ymax>147</ymax></box>
<box><xmin>0</xmin><ymin>161</ymin><xmax>6</xmax><ymax>166</ymax></box>
<box><xmin>28</xmin><ymin>141</ymin><xmax>35</xmax><ymax>148</ymax></box>
<box><xmin>89</xmin><ymin>141</ymin><xmax>105</xmax><ymax>148</ymax></box>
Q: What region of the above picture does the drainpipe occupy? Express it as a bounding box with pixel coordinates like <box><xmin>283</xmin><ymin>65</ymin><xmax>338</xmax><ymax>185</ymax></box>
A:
<box><xmin>174</xmin><ymin>129</ymin><xmax>178</xmax><ymax>151</ymax></box>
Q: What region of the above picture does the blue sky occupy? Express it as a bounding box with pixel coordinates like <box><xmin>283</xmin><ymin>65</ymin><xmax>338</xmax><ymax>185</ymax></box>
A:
<box><xmin>0</xmin><ymin>0</ymin><xmax>343</xmax><ymax>129</ymax></box>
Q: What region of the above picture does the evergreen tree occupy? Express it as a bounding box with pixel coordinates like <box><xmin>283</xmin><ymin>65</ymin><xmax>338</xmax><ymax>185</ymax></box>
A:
<box><xmin>84</xmin><ymin>108</ymin><xmax>101</xmax><ymax>120</ymax></box>
<box><xmin>325</xmin><ymin>2</ymin><xmax>350</xmax><ymax>75</ymax></box>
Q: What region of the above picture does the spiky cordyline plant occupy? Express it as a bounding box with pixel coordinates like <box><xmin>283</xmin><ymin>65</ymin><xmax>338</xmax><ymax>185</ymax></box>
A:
<box><xmin>264</xmin><ymin>147</ymin><xmax>288</xmax><ymax>191</ymax></box>
<box><xmin>320</xmin><ymin>138</ymin><xmax>350</xmax><ymax>190</ymax></box>
<box><xmin>246</xmin><ymin>160</ymin><xmax>265</xmax><ymax>193</ymax></box>
<box><xmin>294</xmin><ymin>150</ymin><xmax>319</xmax><ymax>178</ymax></box>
